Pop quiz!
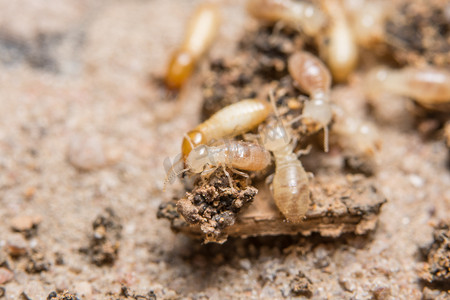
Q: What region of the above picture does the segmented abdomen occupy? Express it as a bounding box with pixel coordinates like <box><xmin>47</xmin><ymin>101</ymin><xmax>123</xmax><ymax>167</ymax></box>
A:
<box><xmin>272</xmin><ymin>154</ymin><xmax>309</xmax><ymax>223</ymax></box>
<box><xmin>223</xmin><ymin>141</ymin><xmax>272</xmax><ymax>171</ymax></box>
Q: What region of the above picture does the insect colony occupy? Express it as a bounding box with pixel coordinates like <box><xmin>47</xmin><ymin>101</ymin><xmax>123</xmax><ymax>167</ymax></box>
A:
<box><xmin>162</xmin><ymin>0</ymin><xmax>450</xmax><ymax>242</ymax></box>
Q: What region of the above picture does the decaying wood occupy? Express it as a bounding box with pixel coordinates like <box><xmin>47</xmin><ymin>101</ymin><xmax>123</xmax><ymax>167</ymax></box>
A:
<box><xmin>158</xmin><ymin>173</ymin><xmax>386</xmax><ymax>243</ymax></box>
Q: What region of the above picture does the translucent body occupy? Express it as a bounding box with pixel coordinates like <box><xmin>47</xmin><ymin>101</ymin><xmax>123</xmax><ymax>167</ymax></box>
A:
<box><xmin>246</xmin><ymin>0</ymin><xmax>326</xmax><ymax>36</ymax></box>
<box><xmin>288</xmin><ymin>51</ymin><xmax>331</xmax><ymax>99</ymax></box>
<box><xmin>165</xmin><ymin>3</ymin><xmax>221</xmax><ymax>90</ymax></box>
<box><xmin>182</xmin><ymin>99</ymin><xmax>272</xmax><ymax>160</ymax></box>
<box><xmin>186</xmin><ymin>141</ymin><xmax>271</xmax><ymax>174</ymax></box>
<box><xmin>344</xmin><ymin>0</ymin><xmax>388</xmax><ymax>47</ymax></box>
<box><xmin>320</xmin><ymin>0</ymin><xmax>358</xmax><ymax>82</ymax></box>
<box><xmin>288</xmin><ymin>51</ymin><xmax>333</xmax><ymax>151</ymax></box>
<box><xmin>260</xmin><ymin>123</ymin><xmax>309</xmax><ymax>223</ymax></box>
<box><xmin>366</xmin><ymin>67</ymin><xmax>450</xmax><ymax>111</ymax></box>
<box><xmin>332</xmin><ymin>109</ymin><xmax>381</xmax><ymax>158</ymax></box>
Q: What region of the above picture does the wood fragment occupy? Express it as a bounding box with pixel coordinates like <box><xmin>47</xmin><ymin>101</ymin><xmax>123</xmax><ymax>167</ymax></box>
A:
<box><xmin>159</xmin><ymin>174</ymin><xmax>386</xmax><ymax>243</ymax></box>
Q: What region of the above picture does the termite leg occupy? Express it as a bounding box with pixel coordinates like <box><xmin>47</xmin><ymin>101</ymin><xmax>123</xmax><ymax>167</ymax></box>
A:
<box><xmin>242</xmin><ymin>132</ymin><xmax>261</xmax><ymax>143</ymax></box>
<box><xmin>265</xmin><ymin>173</ymin><xmax>274</xmax><ymax>194</ymax></box>
<box><xmin>200</xmin><ymin>165</ymin><xmax>217</xmax><ymax>177</ymax></box>
<box><xmin>295</xmin><ymin>145</ymin><xmax>312</xmax><ymax>157</ymax></box>
<box><xmin>323</xmin><ymin>126</ymin><xmax>329</xmax><ymax>153</ymax></box>
<box><xmin>230</xmin><ymin>167</ymin><xmax>251</xmax><ymax>186</ymax></box>
<box><xmin>229</xmin><ymin>168</ymin><xmax>250</xmax><ymax>179</ymax></box>
<box><xmin>222</xmin><ymin>165</ymin><xmax>235</xmax><ymax>191</ymax></box>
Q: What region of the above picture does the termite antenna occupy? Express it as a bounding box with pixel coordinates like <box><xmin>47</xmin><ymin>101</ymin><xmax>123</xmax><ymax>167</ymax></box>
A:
<box><xmin>272</xmin><ymin>20</ymin><xmax>286</xmax><ymax>36</ymax></box>
<box><xmin>163</xmin><ymin>156</ymin><xmax>188</xmax><ymax>192</ymax></box>
<box><xmin>295</xmin><ymin>144</ymin><xmax>312</xmax><ymax>157</ymax></box>
<box><xmin>222</xmin><ymin>165</ymin><xmax>235</xmax><ymax>191</ymax></box>
<box><xmin>269</xmin><ymin>90</ymin><xmax>280</xmax><ymax>119</ymax></box>
<box><xmin>286</xmin><ymin>114</ymin><xmax>303</xmax><ymax>126</ymax></box>
<box><xmin>323</xmin><ymin>125</ymin><xmax>329</xmax><ymax>153</ymax></box>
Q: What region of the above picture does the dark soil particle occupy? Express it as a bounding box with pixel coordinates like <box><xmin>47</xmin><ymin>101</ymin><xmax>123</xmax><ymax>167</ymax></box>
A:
<box><xmin>79</xmin><ymin>208</ymin><xmax>122</xmax><ymax>266</ymax></box>
<box><xmin>385</xmin><ymin>0</ymin><xmax>450</xmax><ymax>66</ymax></box>
<box><xmin>25</xmin><ymin>248</ymin><xmax>50</xmax><ymax>274</ymax></box>
<box><xmin>420</xmin><ymin>220</ymin><xmax>450</xmax><ymax>289</ymax></box>
<box><xmin>10</xmin><ymin>215</ymin><xmax>42</xmax><ymax>239</ymax></box>
<box><xmin>47</xmin><ymin>291</ymin><xmax>80</xmax><ymax>300</ymax></box>
<box><xmin>106</xmin><ymin>286</ymin><xmax>157</xmax><ymax>300</ymax></box>
<box><xmin>201</xmin><ymin>25</ymin><xmax>308</xmax><ymax>119</ymax></box>
<box><xmin>289</xmin><ymin>271</ymin><xmax>313</xmax><ymax>298</ymax></box>
<box><xmin>176</xmin><ymin>168</ymin><xmax>257</xmax><ymax>243</ymax></box>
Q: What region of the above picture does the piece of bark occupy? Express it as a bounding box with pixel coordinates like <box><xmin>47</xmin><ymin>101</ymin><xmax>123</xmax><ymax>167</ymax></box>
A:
<box><xmin>159</xmin><ymin>173</ymin><xmax>386</xmax><ymax>243</ymax></box>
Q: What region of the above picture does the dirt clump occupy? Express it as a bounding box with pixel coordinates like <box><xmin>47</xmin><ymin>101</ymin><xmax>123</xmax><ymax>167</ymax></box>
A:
<box><xmin>105</xmin><ymin>286</ymin><xmax>157</xmax><ymax>300</ymax></box>
<box><xmin>2</xmin><ymin>240</ymin><xmax>50</xmax><ymax>275</ymax></box>
<box><xmin>385</xmin><ymin>0</ymin><xmax>450</xmax><ymax>66</ymax></box>
<box><xmin>175</xmin><ymin>168</ymin><xmax>257</xmax><ymax>243</ymax></box>
<box><xmin>46</xmin><ymin>291</ymin><xmax>80</xmax><ymax>300</ymax></box>
<box><xmin>10</xmin><ymin>215</ymin><xmax>42</xmax><ymax>239</ymax></box>
<box><xmin>420</xmin><ymin>220</ymin><xmax>450</xmax><ymax>289</ymax></box>
<box><xmin>289</xmin><ymin>271</ymin><xmax>313</xmax><ymax>298</ymax></box>
<box><xmin>201</xmin><ymin>25</ymin><xmax>307</xmax><ymax>119</ymax></box>
<box><xmin>80</xmin><ymin>208</ymin><xmax>122</xmax><ymax>266</ymax></box>
<box><xmin>25</xmin><ymin>247</ymin><xmax>50</xmax><ymax>274</ymax></box>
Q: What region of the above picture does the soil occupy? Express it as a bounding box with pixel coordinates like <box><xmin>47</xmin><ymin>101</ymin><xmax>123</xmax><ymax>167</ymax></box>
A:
<box><xmin>172</xmin><ymin>168</ymin><xmax>258</xmax><ymax>244</ymax></box>
<box><xmin>419</xmin><ymin>221</ymin><xmax>450</xmax><ymax>288</ymax></box>
<box><xmin>0</xmin><ymin>0</ymin><xmax>449</xmax><ymax>299</ymax></box>
<box><xmin>385</xmin><ymin>0</ymin><xmax>450</xmax><ymax>67</ymax></box>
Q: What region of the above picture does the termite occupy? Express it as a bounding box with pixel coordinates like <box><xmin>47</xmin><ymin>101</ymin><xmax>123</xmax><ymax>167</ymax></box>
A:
<box><xmin>344</xmin><ymin>0</ymin><xmax>388</xmax><ymax>48</ymax></box>
<box><xmin>257</xmin><ymin>93</ymin><xmax>311</xmax><ymax>223</ymax></box>
<box><xmin>288</xmin><ymin>51</ymin><xmax>333</xmax><ymax>152</ymax></box>
<box><xmin>332</xmin><ymin>106</ymin><xmax>381</xmax><ymax>159</ymax></box>
<box><xmin>246</xmin><ymin>0</ymin><xmax>327</xmax><ymax>36</ymax></box>
<box><xmin>182</xmin><ymin>99</ymin><xmax>273</xmax><ymax>160</ymax></box>
<box><xmin>186</xmin><ymin>140</ymin><xmax>271</xmax><ymax>174</ymax></box>
<box><xmin>260</xmin><ymin>120</ymin><xmax>310</xmax><ymax>223</ymax></box>
<box><xmin>319</xmin><ymin>0</ymin><xmax>358</xmax><ymax>82</ymax></box>
<box><xmin>365</xmin><ymin>66</ymin><xmax>450</xmax><ymax>112</ymax></box>
<box><xmin>165</xmin><ymin>3</ymin><xmax>221</xmax><ymax>90</ymax></box>
<box><xmin>168</xmin><ymin>140</ymin><xmax>272</xmax><ymax>190</ymax></box>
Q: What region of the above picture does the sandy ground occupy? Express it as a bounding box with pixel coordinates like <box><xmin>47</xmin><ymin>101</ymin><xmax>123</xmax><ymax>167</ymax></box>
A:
<box><xmin>0</xmin><ymin>0</ymin><xmax>449</xmax><ymax>299</ymax></box>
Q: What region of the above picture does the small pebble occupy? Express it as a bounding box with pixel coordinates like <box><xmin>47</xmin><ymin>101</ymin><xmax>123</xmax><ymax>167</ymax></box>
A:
<box><xmin>10</xmin><ymin>215</ymin><xmax>42</xmax><ymax>232</ymax></box>
<box><xmin>67</xmin><ymin>134</ymin><xmax>121</xmax><ymax>171</ymax></box>
<box><xmin>0</xmin><ymin>267</ymin><xmax>14</xmax><ymax>284</ymax></box>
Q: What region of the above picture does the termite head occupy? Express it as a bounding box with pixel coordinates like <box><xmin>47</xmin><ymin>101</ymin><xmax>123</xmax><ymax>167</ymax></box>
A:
<box><xmin>182</xmin><ymin>130</ymin><xmax>206</xmax><ymax>160</ymax></box>
<box><xmin>302</xmin><ymin>98</ymin><xmax>332</xmax><ymax>126</ymax></box>
<box><xmin>301</xmin><ymin>98</ymin><xmax>332</xmax><ymax>152</ymax></box>
<box><xmin>185</xmin><ymin>145</ymin><xmax>211</xmax><ymax>173</ymax></box>
<box><xmin>260</xmin><ymin>122</ymin><xmax>291</xmax><ymax>152</ymax></box>
<box><xmin>165</xmin><ymin>50</ymin><xmax>195</xmax><ymax>90</ymax></box>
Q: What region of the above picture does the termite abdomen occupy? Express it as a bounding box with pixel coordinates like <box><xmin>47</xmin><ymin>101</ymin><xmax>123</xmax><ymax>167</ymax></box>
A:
<box><xmin>165</xmin><ymin>3</ymin><xmax>221</xmax><ymax>90</ymax></box>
